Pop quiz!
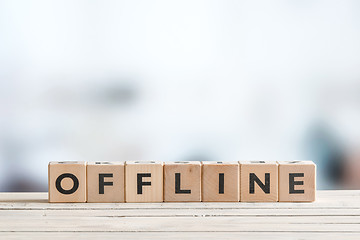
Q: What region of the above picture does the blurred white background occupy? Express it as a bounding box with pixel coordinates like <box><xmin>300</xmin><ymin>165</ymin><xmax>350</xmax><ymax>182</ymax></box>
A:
<box><xmin>1</xmin><ymin>0</ymin><xmax>360</xmax><ymax>191</ymax></box>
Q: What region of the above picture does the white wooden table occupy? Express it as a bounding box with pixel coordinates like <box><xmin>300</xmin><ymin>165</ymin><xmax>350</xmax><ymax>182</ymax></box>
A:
<box><xmin>0</xmin><ymin>191</ymin><xmax>359</xmax><ymax>239</ymax></box>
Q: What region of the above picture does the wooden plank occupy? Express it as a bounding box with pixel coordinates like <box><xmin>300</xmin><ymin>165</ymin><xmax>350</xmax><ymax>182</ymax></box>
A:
<box><xmin>0</xmin><ymin>211</ymin><xmax>360</xmax><ymax>224</ymax></box>
<box><xmin>0</xmin><ymin>217</ymin><xmax>359</xmax><ymax>232</ymax></box>
<box><xmin>0</xmin><ymin>191</ymin><xmax>359</xmax><ymax>239</ymax></box>
<box><xmin>1</xmin><ymin>232</ymin><xmax>360</xmax><ymax>240</ymax></box>
<box><xmin>0</xmin><ymin>208</ymin><xmax>359</xmax><ymax>216</ymax></box>
<box><xmin>1</xmin><ymin>191</ymin><xmax>360</xmax><ymax>209</ymax></box>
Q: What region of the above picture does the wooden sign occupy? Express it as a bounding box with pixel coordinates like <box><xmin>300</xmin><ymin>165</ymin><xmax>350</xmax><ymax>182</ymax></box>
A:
<box><xmin>48</xmin><ymin>161</ymin><xmax>316</xmax><ymax>203</ymax></box>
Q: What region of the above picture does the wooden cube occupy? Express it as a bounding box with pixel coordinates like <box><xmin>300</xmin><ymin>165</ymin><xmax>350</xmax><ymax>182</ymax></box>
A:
<box><xmin>48</xmin><ymin>161</ymin><xmax>87</xmax><ymax>203</ymax></box>
<box><xmin>87</xmin><ymin>162</ymin><xmax>125</xmax><ymax>203</ymax></box>
<box><xmin>202</xmin><ymin>161</ymin><xmax>239</xmax><ymax>202</ymax></box>
<box><xmin>125</xmin><ymin>161</ymin><xmax>163</xmax><ymax>202</ymax></box>
<box><xmin>240</xmin><ymin>161</ymin><xmax>278</xmax><ymax>202</ymax></box>
<box><xmin>278</xmin><ymin>161</ymin><xmax>316</xmax><ymax>202</ymax></box>
<box><xmin>164</xmin><ymin>161</ymin><xmax>201</xmax><ymax>202</ymax></box>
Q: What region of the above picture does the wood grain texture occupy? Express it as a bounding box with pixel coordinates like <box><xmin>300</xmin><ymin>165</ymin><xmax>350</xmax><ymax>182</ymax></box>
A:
<box><xmin>164</xmin><ymin>161</ymin><xmax>201</xmax><ymax>202</ymax></box>
<box><xmin>240</xmin><ymin>161</ymin><xmax>278</xmax><ymax>202</ymax></box>
<box><xmin>278</xmin><ymin>161</ymin><xmax>316</xmax><ymax>202</ymax></box>
<box><xmin>48</xmin><ymin>161</ymin><xmax>87</xmax><ymax>203</ymax></box>
<box><xmin>202</xmin><ymin>161</ymin><xmax>239</xmax><ymax>202</ymax></box>
<box><xmin>125</xmin><ymin>161</ymin><xmax>163</xmax><ymax>202</ymax></box>
<box><xmin>3</xmin><ymin>232</ymin><xmax>360</xmax><ymax>240</ymax></box>
<box><xmin>0</xmin><ymin>191</ymin><xmax>359</xmax><ymax>239</ymax></box>
<box><xmin>87</xmin><ymin>162</ymin><xmax>125</xmax><ymax>203</ymax></box>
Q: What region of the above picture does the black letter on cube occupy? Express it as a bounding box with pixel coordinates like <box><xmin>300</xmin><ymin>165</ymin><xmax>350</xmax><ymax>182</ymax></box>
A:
<box><xmin>137</xmin><ymin>173</ymin><xmax>151</xmax><ymax>194</ymax></box>
<box><xmin>99</xmin><ymin>173</ymin><xmax>113</xmax><ymax>194</ymax></box>
<box><xmin>249</xmin><ymin>173</ymin><xmax>270</xmax><ymax>194</ymax></box>
<box><xmin>219</xmin><ymin>173</ymin><xmax>224</xmax><ymax>194</ymax></box>
<box><xmin>289</xmin><ymin>173</ymin><xmax>305</xmax><ymax>194</ymax></box>
<box><xmin>55</xmin><ymin>173</ymin><xmax>79</xmax><ymax>195</ymax></box>
<box><xmin>175</xmin><ymin>173</ymin><xmax>191</xmax><ymax>194</ymax></box>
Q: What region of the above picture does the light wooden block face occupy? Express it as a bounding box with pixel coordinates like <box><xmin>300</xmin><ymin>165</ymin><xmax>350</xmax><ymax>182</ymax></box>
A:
<box><xmin>87</xmin><ymin>162</ymin><xmax>125</xmax><ymax>203</ymax></box>
<box><xmin>125</xmin><ymin>161</ymin><xmax>163</xmax><ymax>202</ymax></box>
<box><xmin>240</xmin><ymin>161</ymin><xmax>278</xmax><ymax>202</ymax></box>
<box><xmin>48</xmin><ymin>161</ymin><xmax>87</xmax><ymax>203</ymax></box>
<box><xmin>278</xmin><ymin>161</ymin><xmax>316</xmax><ymax>202</ymax></box>
<box><xmin>164</xmin><ymin>161</ymin><xmax>201</xmax><ymax>202</ymax></box>
<box><xmin>202</xmin><ymin>161</ymin><xmax>239</xmax><ymax>202</ymax></box>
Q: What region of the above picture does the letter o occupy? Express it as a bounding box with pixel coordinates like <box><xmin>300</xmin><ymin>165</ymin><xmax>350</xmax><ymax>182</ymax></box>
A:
<box><xmin>55</xmin><ymin>173</ymin><xmax>79</xmax><ymax>194</ymax></box>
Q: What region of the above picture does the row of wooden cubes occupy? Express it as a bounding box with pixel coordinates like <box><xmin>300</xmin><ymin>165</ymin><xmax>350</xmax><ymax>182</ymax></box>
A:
<box><xmin>49</xmin><ymin>161</ymin><xmax>316</xmax><ymax>203</ymax></box>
